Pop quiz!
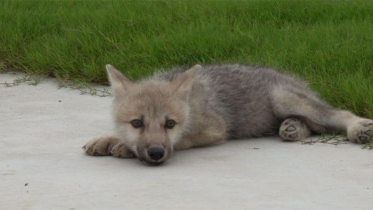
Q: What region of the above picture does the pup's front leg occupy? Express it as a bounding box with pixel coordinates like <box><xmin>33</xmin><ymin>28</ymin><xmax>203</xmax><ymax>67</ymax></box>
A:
<box><xmin>83</xmin><ymin>136</ymin><xmax>135</xmax><ymax>158</ymax></box>
<box><xmin>174</xmin><ymin>110</ymin><xmax>227</xmax><ymax>150</ymax></box>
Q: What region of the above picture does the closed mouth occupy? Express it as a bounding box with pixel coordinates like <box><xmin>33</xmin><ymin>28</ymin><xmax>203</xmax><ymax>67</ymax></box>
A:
<box><xmin>140</xmin><ymin>159</ymin><xmax>165</xmax><ymax>166</ymax></box>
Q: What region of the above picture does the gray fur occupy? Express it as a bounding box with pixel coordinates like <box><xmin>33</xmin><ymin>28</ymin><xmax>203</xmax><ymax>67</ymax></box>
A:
<box><xmin>83</xmin><ymin>64</ymin><xmax>373</xmax><ymax>165</ymax></box>
<box><xmin>157</xmin><ymin>64</ymin><xmax>331</xmax><ymax>139</ymax></box>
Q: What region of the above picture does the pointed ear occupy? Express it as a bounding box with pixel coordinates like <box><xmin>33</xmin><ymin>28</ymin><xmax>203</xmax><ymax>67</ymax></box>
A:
<box><xmin>106</xmin><ymin>64</ymin><xmax>131</xmax><ymax>96</ymax></box>
<box><xmin>171</xmin><ymin>64</ymin><xmax>202</xmax><ymax>97</ymax></box>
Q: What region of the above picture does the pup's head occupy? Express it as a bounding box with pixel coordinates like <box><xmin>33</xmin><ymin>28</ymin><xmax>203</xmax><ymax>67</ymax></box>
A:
<box><xmin>106</xmin><ymin>64</ymin><xmax>201</xmax><ymax>166</ymax></box>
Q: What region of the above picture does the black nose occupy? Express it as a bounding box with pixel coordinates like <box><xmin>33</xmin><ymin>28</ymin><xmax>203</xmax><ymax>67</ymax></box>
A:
<box><xmin>147</xmin><ymin>147</ymin><xmax>165</xmax><ymax>161</ymax></box>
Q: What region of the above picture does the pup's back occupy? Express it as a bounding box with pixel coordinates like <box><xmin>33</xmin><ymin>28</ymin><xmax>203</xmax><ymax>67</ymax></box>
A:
<box><xmin>157</xmin><ymin>64</ymin><xmax>321</xmax><ymax>139</ymax></box>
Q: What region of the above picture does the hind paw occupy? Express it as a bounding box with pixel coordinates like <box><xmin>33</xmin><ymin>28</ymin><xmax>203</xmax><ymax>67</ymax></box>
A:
<box><xmin>279</xmin><ymin>118</ymin><xmax>311</xmax><ymax>141</ymax></box>
<box><xmin>347</xmin><ymin>119</ymin><xmax>373</xmax><ymax>144</ymax></box>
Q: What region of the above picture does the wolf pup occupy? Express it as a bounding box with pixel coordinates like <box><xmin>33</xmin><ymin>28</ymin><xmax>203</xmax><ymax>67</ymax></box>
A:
<box><xmin>83</xmin><ymin>64</ymin><xmax>373</xmax><ymax>165</ymax></box>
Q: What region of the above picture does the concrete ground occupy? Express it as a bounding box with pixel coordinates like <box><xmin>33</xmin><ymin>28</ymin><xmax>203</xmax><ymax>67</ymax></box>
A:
<box><xmin>1</xmin><ymin>73</ymin><xmax>373</xmax><ymax>210</ymax></box>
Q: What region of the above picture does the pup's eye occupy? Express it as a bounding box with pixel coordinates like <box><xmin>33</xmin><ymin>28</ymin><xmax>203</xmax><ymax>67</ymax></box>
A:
<box><xmin>131</xmin><ymin>120</ymin><xmax>143</xmax><ymax>128</ymax></box>
<box><xmin>165</xmin><ymin>120</ymin><xmax>176</xmax><ymax>129</ymax></box>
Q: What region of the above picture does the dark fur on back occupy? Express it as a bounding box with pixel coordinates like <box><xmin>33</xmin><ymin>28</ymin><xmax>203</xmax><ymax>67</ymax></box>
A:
<box><xmin>156</xmin><ymin>64</ymin><xmax>327</xmax><ymax>139</ymax></box>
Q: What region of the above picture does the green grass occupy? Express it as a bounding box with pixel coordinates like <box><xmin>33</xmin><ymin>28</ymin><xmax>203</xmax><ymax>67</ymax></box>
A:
<box><xmin>1</xmin><ymin>0</ymin><xmax>373</xmax><ymax>118</ymax></box>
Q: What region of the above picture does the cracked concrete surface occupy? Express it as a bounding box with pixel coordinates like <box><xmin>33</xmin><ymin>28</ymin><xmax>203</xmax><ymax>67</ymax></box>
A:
<box><xmin>1</xmin><ymin>73</ymin><xmax>373</xmax><ymax>210</ymax></box>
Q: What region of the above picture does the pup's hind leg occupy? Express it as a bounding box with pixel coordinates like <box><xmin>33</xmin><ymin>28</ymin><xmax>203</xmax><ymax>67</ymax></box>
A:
<box><xmin>271</xmin><ymin>85</ymin><xmax>373</xmax><ymax>144</ymax></box>
<box><xmin>347</xmin><ymin>120</ymin><xmax>373</xmax><ymax>144</ymax></box>
<box><xmin>279</xmin><ymin>118</ymin><xmax>311</xmax><ymax>141</ymax></box>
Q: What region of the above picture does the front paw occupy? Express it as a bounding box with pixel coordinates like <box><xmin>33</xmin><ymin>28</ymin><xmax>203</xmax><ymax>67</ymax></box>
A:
<box><xmin>347</xmin><ymin>119</ymin><xmax>373</xmax><ymax>144</ymax></box>
<box><xmin>110</xmin><ymin>143</ymin><xmax>135</xmax><ymax>158</ymax></box>
<box><xmin>82</xmin><ymin>136</ymin><xmax>119</xmax><ymax>156</ymax></box>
